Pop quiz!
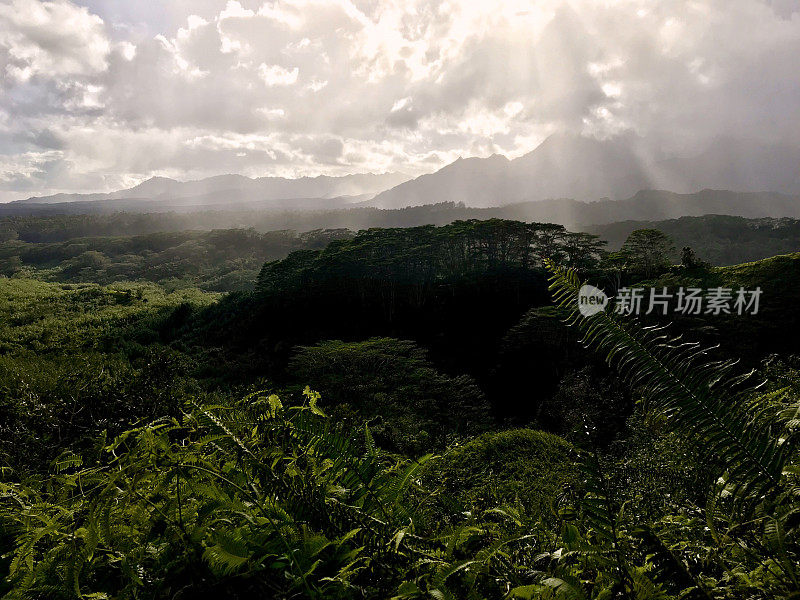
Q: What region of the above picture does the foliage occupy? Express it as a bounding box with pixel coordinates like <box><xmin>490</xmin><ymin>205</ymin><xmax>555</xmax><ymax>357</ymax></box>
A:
<box><xmin>0</xmin><ymin>348</ymin><xmax>194</xmax><ymax>472</ymax></box>
<box><xmin>187</xmin><ymin>220</ymin><xmax>573</xmax><ymax>404</ymax></box>
<box><xmin>679</xmin><ymin>246</ymin><xmax>711</xmax><ymax>271</ymax></box>
<box><xmin>643</xmin><ymin>251</ymin><xmax>800</xmax><ymax>361</ymax></box>
<box><xmin>591</xmin><ymin>215</ymin><xmax>800</xmax><ymax>267</ymax></box>
<box><xmin>0</xmin><ymin>278</ymin><xmax>216</xmax><ymax>356</ymax></box>
<box><xmin>0</xmin><ymin>278</ymin><xmax>214</xmax><ymax>471</ymax></box>
<box><xmin>608</xmin><ymin>229</ymin><xmax>676</xmax><ymax>277</ymax></box>
<box><xmin>0</xmin><ymin>228</ymin><xmax>352</xmax><ymax>292</ymax></box>
<box><xmin>289</xmin><ymin>338</ymin><xmax>491</xmax><ymax>454</ymax></box>
<box><xmin>256</xmin><ymin>220</ymin><xmax>605</xmax><ymax>298</ymax></box>
<box><xmin>1</xmin><ymin>217</ymin><xmax>800</xmax><ymax>599</ymax></box>
<box><xmin>422</xmin><ymin>429</ymin><xmax>577</xmax><ymax>517</ymax></box>
<box><xmin>0</xmin><ymin>389</ymin><xmax>436</xmax><ymax>599</ymax></box>
<box><xmin>538</xmin><ymin>260</ymin><xmax>800</xmax><ymax>599</ymax></box>
<box><xmin>539</xmin><ymin>366</ymin><xmax>632</xmax><ymax>447</ymax></box>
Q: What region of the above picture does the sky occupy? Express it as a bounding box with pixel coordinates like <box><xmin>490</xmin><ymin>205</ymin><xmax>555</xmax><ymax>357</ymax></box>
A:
<box><xmin>0</xmin><ymin>0</ymin><xmax>799</xmax><ymax>201</ymax></box>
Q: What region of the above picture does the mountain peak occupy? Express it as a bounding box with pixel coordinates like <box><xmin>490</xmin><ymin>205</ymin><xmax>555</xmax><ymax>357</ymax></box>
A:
<box><xmin>371</xmin><ymin>135</ymin><xmax>800</xmax><ymax>208</ymax></box>
<box><xmin>17</xmin><ymin>171</ymin><xmax>413</xmax><ymax>206</ymax></box>
<box><xmin>127</xmin><ymin>176</ymin><xmax>178</xmax><ymax>192</ymax></box>
<box><xmin>135</xmin><ymin>176</ymin><xmax>176</xmax><ymax>185</ymax></box>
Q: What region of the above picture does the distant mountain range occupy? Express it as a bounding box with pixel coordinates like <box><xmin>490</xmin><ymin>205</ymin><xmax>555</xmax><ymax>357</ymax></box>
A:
<box><xmin>15</xmin><ymin>172</ymin><xmax>411</xmax><ymax>207</ymax></box>
<box><xmin>6</xmin><ymin>133</ymin><xmax>800</xmax><ymax>218</ymax></box>
<box><xmin>369</xmin><ymin>133</ymin><xmax>800</xmax><ymax>208</ymax></box>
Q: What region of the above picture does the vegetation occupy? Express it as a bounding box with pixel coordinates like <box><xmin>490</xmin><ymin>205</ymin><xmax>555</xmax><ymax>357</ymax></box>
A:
<box><xmin>590</xmin><ymin>214</ymin><xmax>800</xmax><ymax>266</ymax></box>
<box><xmin>0</xmin><ymin>213</ymin><xmax>798</xmax><ymax>598</ymax></box>
<box><xmin>0</xmin><ymin>228</ymin><xmax>351</xmax><ymax>291</ymax></box>
<box><xmin>422</xmin><ymin>429</ymin><xmax>577</xmax><ymax>516</ymax></box>
<box><xmin>608</xmin><ymin>228</ymin><xmax>676</xmax><ymax>277</ymax></box>
<box><xmin>0</xmin><ymin>278</ymin><xmax>214</xmax><ymax>472</ymax></box>
<box><xmin>542</xmin><ymin>260</ymin><xmax>799</xmax><ymax>599</ymax></box>
<box><xmin>256</xmin><ymin>219</ymin><xmax>606</xmax><ymax>295</ymax></box>
<box><xmin>289</xmin><ymin>338</ymin><xmax>491</xmax><ymax>455</ymax></box>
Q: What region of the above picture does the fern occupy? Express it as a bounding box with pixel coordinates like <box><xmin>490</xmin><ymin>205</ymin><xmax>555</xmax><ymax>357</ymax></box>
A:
<box><xmin>545</xmin><ymin>260</ymin><xmax>800</xmax><ymax>599</ymax></box>
<box><xmin>0</xmin><ymin>390</ymin><xmax>436</xmax><ymax>599</ymax></box>
<box><xmin>545</xmin><ymin>260</ymin><xmax>796</xmax><ymax>507</ymax></box>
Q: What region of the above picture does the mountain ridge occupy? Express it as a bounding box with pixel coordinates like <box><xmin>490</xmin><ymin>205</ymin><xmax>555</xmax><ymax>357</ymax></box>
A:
<box><xmin>10</xmin><ymin>133</ymin><xmax>800</xmax><ymax>214</ymax></box>
<box><xmin>370</xmin><ymin>133</ymin><xmax>800</xmax><ymax>208</ymax></box>
<box><xmin>17</xmin><ymin>171</ymin><xmax>412</xmax><ymax>205</ymax></box>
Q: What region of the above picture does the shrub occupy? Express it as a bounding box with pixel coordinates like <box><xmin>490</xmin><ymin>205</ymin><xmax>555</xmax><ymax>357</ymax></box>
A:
<box><xmin>289</xmin><ymin>338</ymin><xmax>492</xmax><ymax>455</ymax></box>
<box><xmin>424</xmin><ymin>429</ymin><xmax>577</xmax><ymax>518</ymax></box>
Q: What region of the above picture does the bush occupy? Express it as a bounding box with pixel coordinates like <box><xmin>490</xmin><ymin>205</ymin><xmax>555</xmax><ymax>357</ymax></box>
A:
<box><xmin>0</xmin><ymin>390</ymin><xmax>433</xmax><ymax>599</ymax></box>
<box><xmin>424</xmin><ymin>428</ymin><xmax>577</xmax><ymax>518</ymax></box>
<box><xmin>289</xmin><ymin>337</ymin><xmax>492</xmax><ymax>455</ymax></box>
<box><xmin>0</xmin><ymin>348</ymin><xmax>193</xmax><ymax>471</ymax></box>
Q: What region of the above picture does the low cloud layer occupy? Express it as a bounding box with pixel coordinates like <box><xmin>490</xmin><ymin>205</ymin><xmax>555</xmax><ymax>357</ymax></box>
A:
<box><xmin>1</xmin><ymin>0</ymin><xmax>799</xmax><ymax>200</ymax></box>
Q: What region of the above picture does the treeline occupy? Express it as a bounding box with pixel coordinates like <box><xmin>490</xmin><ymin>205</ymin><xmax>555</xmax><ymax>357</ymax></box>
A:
<box><xmin>0</xmin><ymin>205</ymin><xmax>484</xmax><ymax>242</ymax></box>
<box><xmin>170</xmin><ymin>220</ymin><xmax>606</xmax><ymax>418</ymax></box>
<box><xmin>0</xmin><ymin>228</ymin><xmax>352</xmax><ymax>291</ymax></box>
<box><xmin>590</xmin><ymin>214</ymin><xmax>800</xmax><ymax>265</ymax></box>
<box><xmin>177</xmin><ymin>220</ymin><xmax>800</xmax><ymax>424</ymax></box>
<box><xmin>5</xmin><ymin>205</ymin><xmax>800</xmax><ymax>269</ymax></box>
<box><xmin>257</xmin><ymin>219</ymin><xmax>605</xmax><ymax>295</ymax></box>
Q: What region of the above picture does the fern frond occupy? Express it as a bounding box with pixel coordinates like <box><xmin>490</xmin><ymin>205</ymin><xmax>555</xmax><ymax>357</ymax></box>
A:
<box><xmin>546</xmin><ymin>260</ymin><xmax>792</xmax><ymax>506</ymax></box>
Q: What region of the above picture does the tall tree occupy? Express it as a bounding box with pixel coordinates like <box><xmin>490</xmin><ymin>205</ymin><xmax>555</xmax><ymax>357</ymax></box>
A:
<box><xmin>618</xmin><ymin>228</ymin><xmax>675</xmax><ymax>276</ymax></box>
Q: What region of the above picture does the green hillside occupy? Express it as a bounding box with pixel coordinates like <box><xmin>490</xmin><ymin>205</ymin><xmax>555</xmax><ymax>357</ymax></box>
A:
<box><xmin>588</xmin><ymin>214</ymin><xmax>800</xmax><ymax>265</ymax></box>
<box><xmin>0</xmin><ymin>220</ymin><xmax>797</xmax><ymax>599</ymax></box>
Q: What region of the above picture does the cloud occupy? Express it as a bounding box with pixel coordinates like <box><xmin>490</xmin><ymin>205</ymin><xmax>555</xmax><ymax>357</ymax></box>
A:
<box><xmin>0</xmin><ymin>0</ymin><xmax>110</xmax><ymax>82</ymax></box>
<box><xmin>1</xmin><ymin>0</ymin><xmax>799</xmax><ymax>200</ymax></box>
<box><xmin>258</xmin><ymin>63</ymin><xmax>299</xmax><ymax>86</ymax></box>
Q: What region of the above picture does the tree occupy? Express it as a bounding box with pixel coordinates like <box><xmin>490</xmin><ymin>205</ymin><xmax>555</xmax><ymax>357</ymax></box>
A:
<box><xmin>255</xmin><ymin>249</ymin><xmax>319</xmax><ymax>294</ymax></box>
<box><xmin>680</xmin><ymin>245</ymin><xmax>710</xmax><ymax>270</ymax></box>
<box><xmin>289</xmin><ymin>337</ymin><xmax>491</xmax><ymax>454</ymax></box>
<box><xmin>561</xmin><ymin>232</ymin><xmax>607</xmax><ymax>270</ymax></box>
<box><xmin>618</xmin><ymin>228</ymin><xmax>675</xmax><ymax>276</ymax></box>
<box><xmin>422</xmin><ymin>428</ymin><xmax>577</xmax><ymax>517</ymax></box>
<box><xmin>61</xmin><ymin>250</ymin><xmax>110</xmax><ymax>277</ymax></box>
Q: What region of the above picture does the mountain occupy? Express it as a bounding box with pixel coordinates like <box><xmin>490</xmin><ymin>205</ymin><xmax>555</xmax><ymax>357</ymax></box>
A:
<box><xmin>17</xmin><ymin>134</ymin><xmax>800</xmax><ymax>212</ymax></box>
<box><xmin>17</xmin><ymin>172</ymin><xmax>411</xmax><ymax>206</ymax></box>
<box><xmin>370</xmin><ymin>134</ymin><xmax>800</xmax><ymax>208</ymax></box>
<box><xmin>492</xmin><ymin>189</ymin><xmax>800</xmax><ymax>227</ymax></box>
<box><xmin>355</xmin><ymin>154</ymin><xmax>514</xmax><ymax>208</ymax></box>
